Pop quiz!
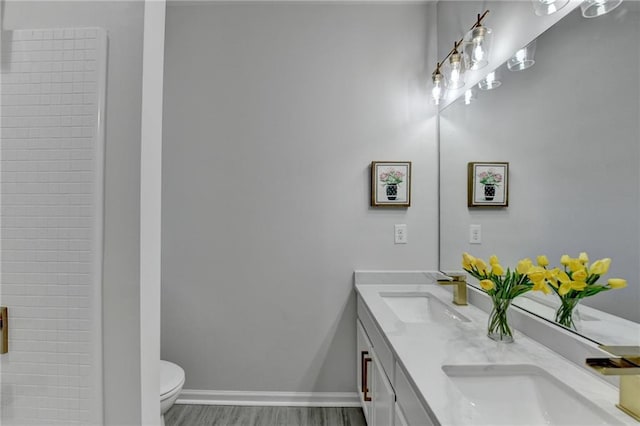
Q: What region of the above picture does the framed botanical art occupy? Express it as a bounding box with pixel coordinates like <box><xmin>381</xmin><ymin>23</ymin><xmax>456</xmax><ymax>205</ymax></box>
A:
<box><xmin>371</xmin><ymin>161</ymin><xmax>411</xmax><ymax>207</ymax></box>
<box><xmin>468</xmin><ymin>162</ymin><xmax>509</xmax><ymax>207</ymax></box>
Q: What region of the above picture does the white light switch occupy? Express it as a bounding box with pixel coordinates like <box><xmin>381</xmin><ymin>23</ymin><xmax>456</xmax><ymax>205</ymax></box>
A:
<box><xmin>394</xmin><ymin>224</ymin><xmax>408</xmax><ymax>244</ymax></box>
<box><xmin>469</xmin><ymin>224</ymin><xmax>482</xmax><ymax>244</ymax></box>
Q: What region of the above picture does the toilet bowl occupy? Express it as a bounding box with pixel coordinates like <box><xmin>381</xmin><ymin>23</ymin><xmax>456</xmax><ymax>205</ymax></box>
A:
<box><xmin>161</xmin><ymin>360</ymin><xmax>185</xmax><ymax>426</ymax></box>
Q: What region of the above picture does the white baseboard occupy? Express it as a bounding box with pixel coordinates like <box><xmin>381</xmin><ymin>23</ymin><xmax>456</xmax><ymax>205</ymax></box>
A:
<box><xmin>176</xmin><ymin>390</ymin><xmax>361</xmax><ymax>407</ymax></box>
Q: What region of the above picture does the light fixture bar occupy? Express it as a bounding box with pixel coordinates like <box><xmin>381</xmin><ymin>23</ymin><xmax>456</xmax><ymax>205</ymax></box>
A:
<box><xmin>433</xmin><ymin>10</ymin><xmax>490</xmax><ymax>77</ymax></box>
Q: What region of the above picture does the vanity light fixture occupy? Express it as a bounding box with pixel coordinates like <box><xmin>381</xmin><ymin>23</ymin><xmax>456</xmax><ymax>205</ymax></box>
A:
<box><xmin>581</xmin><ymin>0</ymin><xmax>623</xmax><ymax>18</ymax></box>
<box><xmin>532</xmin><ymin>0</ymin><xmax>570</xmax><ymax>16</ymax></box>
<box><xmin>464</xmin><ymin>88</ymin><xmax>477</xmax><ymax>105</ymax></box>
<box><xmin>507</xmin><ymin>40</ymin><xmax>537</xmax><ymax>71</ymax></box>
<box><xmin>431</xmin><ymin>65</ymin><xmax>446</xmax><ymax>105</ymax></box>
<box><xmin>430</xmin><ymin>10</ymin><xmax>490</xmax><ymax>105</ymax></box>
<box><xmin>463</xmin><ymin>11</ymin><xmax>493</xmax><ymax>71</ymax></box>
<box><xmin>444</xmin><ymin>42</ymin><xmax>466</xmax><ymax>89</ymax></box>
<box><xmin>478</xmin><ymin>70</ymin><xmax>502</xmax><ymax>90</ymax></box>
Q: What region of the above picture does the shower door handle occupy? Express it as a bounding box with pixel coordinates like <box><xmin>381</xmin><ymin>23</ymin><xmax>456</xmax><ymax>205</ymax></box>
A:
<box><xmin>0</xmin><ymin>306</ymin><xmax>7</xmax><ymax>354</ymax></box>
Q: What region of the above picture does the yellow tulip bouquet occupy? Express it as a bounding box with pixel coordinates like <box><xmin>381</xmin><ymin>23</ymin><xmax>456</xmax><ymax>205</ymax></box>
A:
<box><xmin>530</xmin><ymin>253</ymin><xmax>627</xmax><ymax>330</ymax></box>
<box><xmin>461</xmin><ymin>253</ymin><xmax>548</xmax><ymax>342</ymax></box>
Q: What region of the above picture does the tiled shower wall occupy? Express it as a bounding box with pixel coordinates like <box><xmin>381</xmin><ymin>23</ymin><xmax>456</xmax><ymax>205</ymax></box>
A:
<box><xmin>0</xmin><ymin>28</ymin><xmax>105</xmax><ymax>425</ymax></box>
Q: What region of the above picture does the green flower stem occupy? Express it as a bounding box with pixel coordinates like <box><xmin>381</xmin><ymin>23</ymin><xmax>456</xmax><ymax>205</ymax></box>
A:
<box><xmin>555</xmin><ymin>297</ymin><xmax>581</xmax><ymax>330</ymax></box>
<box><xmin>488</xmin><ymin>296</ymin><xmax>513</xmax><ymax>342</ymax></box>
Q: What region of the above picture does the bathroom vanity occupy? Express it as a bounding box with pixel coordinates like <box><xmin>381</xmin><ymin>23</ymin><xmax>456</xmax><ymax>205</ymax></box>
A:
<box><xmin>354</xmin><ymin>271</ymin><xmax>636</xmax><ymax>426</ymax></box>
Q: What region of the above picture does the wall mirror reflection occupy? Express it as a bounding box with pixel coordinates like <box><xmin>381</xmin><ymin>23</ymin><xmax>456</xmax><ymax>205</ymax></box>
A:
<box><xmin>439</xmin><ymin>4</ymin><xmax>640</xmax><ymax>346</ymax></box>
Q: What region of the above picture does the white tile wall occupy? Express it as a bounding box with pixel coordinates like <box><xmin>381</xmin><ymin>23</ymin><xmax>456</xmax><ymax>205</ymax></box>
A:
<box><xmin>0</xmin><ymin>28</ymin><xmax>105</xmax><ymax>425</ymax></box>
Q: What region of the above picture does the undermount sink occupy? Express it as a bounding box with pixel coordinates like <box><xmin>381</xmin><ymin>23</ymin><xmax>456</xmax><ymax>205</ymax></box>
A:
<box><xmin>380</xmin><ymin>292</ymin><xmax>470</xmax><ymax>324</ymax></box>
<box><xmin>442</xmin><ymin>364</ymin><xmax>622</xmax><ymax>425</ymax></box>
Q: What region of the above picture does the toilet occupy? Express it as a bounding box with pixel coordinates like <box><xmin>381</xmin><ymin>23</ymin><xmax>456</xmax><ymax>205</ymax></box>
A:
<box><xmin>161</xmin><ymin>360</ymin><xmax>185</xmax><ymax>426</ymax></box>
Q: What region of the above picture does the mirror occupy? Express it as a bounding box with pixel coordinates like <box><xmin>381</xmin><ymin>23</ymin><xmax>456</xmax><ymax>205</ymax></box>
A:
<box><xmin>439</xmin><ymin>4</ymin><xmax>640</xmax><ymax>346</ymax></box>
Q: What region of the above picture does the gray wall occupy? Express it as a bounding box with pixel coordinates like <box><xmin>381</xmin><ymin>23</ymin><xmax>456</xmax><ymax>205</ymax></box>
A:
<box><xmin>161</xmin><ymin>2</ymin><xmax>438</xmax><ymax>393</ymax></box>
<box><xmin>439</xmin><ymin>8</ymin><xmax>640</xmax><ymax>322</ymax></box>
<box><xmin>3</xmin><ymin>2</ymin><xmax>144</xmax><ymax>424</ymax></box>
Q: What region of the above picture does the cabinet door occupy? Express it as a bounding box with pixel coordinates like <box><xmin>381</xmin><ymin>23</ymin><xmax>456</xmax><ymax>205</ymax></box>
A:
<box><xmin>394</xmin><ymin>403</ymin><xmax>409</xmax><ymax>426</ymax></box>
<box><xmin>371</xmin><ymin>354</ymin><xmax>395</xmax><ymax>426</ymax></box>
<box><xmin>395</xmin><ymin>362</ymin><xmax>434</xmax><ymax>426</ymax></box>
<box><xmin>356</xmin><ymin>320</ymin><xmax>373</xmax><ymax>423</ymax></box>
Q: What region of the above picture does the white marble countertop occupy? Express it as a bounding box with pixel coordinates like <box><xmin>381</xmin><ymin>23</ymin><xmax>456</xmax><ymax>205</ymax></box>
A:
<box><xmin>355</xmin><ymin>283</ymin><xmax>635</xmax><ymax>426</ymax></box>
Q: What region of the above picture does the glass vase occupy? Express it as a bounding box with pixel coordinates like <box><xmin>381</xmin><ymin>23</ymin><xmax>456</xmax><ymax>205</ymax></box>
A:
<box><xmin>487</xmin><ymin>296</ymin><xmax>514</xmax><ymax>343</ymax></box>
<box><xmin>555</xmin><ymin>297</ymin><xmax>581</xmax><ymax>331</ymax></box>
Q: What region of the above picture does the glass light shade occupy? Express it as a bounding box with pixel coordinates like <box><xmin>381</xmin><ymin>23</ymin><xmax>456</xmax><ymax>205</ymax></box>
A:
<box><xmin>463</xmin><ymin>25</ymin><xmax>493</xmax><ymax>71</ymax></box>
<box><xmin>532</xmin><ymin>0</ymin><xmax>570</xmax><ymax>16</ymax></box>
<box><xmin>507</xmin><ymin>40</ymin><xmax>537</xmax><ymax>71</ymax></box>
<box><xmin>581</xmin><ymin>0</ymin><xmax>623</xmax><ymax>18</ymax></box>
<box><xmin>444</xmin><ymin>52</ymin><xmax>466</xmax><ymax>89</ymax></box>
<box><xmin>478</xmin><ymin>71</ymin><xmax>502</xmax><ymax>91</ymax></box>
<box><xmin>464</xmin><ymin>88</ymin><xmax>477</xmax><ymax>105</ymax></box>
<box><xmin>431</xmin><ymin>72</ymin><xmax>446</xmax><ymax>105</ymax></box>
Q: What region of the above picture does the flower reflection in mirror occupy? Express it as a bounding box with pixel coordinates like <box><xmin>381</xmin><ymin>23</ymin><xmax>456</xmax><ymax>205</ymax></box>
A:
<box><xmin>537</xmin><ymin>253</ymin><xmax>627</xmax><ymax>330</ymax></box>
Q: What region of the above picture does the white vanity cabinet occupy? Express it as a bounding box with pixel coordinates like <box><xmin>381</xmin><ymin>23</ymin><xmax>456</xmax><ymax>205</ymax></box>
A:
<box><xmin>356</xmin><ymin>320</ymin><xmax>394</xmax><ymax>426</ymax></box>
<box><xmin>357</xmin><ymin>296</ymin><xmax>434</xmax><ymax>426</ymax></box>
<box><xmin>356</xmin><ymin>320</ymin><xmax>373</xmax><ymax>423</ymax></box>
<box><xmin>393</xmin><ymin>402</ymin><xmax>410</xmax><ymax>426</ymax></box>
<box><xmin>354</xmin><ymin>279</ymin><xmax>634</xmax><ymax>426</ymax></box>
<box><xmin>394</xmin><ymin>361</ymin><xmax>434</xmax><ymax>426</ymax></box>
<box><xmin>371</xmin><ymin>353</ymin><xmax>395</xmax><ymax>426</ymax></box>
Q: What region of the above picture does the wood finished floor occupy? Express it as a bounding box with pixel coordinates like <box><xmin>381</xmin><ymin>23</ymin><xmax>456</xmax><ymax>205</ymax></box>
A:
<box><xmin>165</xmin><ymin>405</ymin><xmax>367</xmax><ymax>426</ymax></box>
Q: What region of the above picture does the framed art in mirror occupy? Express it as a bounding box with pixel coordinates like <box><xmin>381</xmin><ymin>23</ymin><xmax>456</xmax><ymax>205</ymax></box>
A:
<box><xmin>468</xmin><ymin>162</ymin><xmax>509</xmax><ymax>207</ymax></box>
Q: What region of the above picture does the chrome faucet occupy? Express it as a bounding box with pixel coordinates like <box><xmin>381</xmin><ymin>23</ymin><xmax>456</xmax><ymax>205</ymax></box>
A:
<box><xmin>437</xmin><ymin>271</ymin><xmax>468</xmax><ymax>306</ymax></box>
<box><xmin>586</xmin><ymin>345</ymin><xmax>640</xmax><ymax>421</ymax></box>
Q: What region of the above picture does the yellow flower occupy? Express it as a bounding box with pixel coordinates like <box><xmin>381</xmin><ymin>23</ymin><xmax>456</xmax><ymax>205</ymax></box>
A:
<box><xmin>527</xmin><ymin>266</ymin><xmax>546</xmax><ymax>284</ymax></box>
<box><xmin>578</xmin><ymin>252</ymin><xmax>589</xmax><ymax>264</ymax></box>
<box><xmin>475</xmin><ymin>258</ymin><xmax>488</xmax><ymax>274</ymax></box>
<box><xmin>572</xmin><ymin>269</ymin><xmax>588</xmax><ymax>282</ymax></box>
<box><xmin>608</xmin><ymin>278</ymin><xmax>627</xmax><ymax>289</ymax></box>
<box><xmin>462</xmin><ymin>252</ymin><xmax>476</xmax><ymax>270</ymax></box>
<box><xmin>491</xmin><ymin>264</ymin><xmax>504</xmax><ymax>276</ymax></box>
<box><xmin>570</xmin><ymin>281</ymin><xmax>587</xmax><ymax>291</ymax></box>
<box><xmin>516</xmin><ymin>258</ymin><xmax>533</xmax><ymax>274</ymax></box>
<box><xmin>533</xmin><ymin>280</ymin><xmax>551</xmax><ymax>295</ymax></box>
<box><xmin>567</xmin><ymin>259</ymin><xmax>584</xmax><ymax>273</ymax></box>
<box><xmin>558</xmin><ymin>282</ymin><xmax>572</xmax><ymax>296</ymax></box>
<box><xmin>589</xmin><ymin>258</ymin><xmax>611</xmax><ymax>275</ymax></box>
<box><xmin>489</xmin><ymin>255</ymin><xmax>500</xmax><ymax>266</ymax></box>
<box><xmin>545</xmin><ymin>268</ymin><xmax>560</xmax><ymax>288</ymax></box>
<box><xmin>536</xmin><ymin>255</ymin><xmax>549</xmax><ymax>267</ymax></box>
<box><xmin>560</xmin><ymin>254</ymin><xmax>571</xmax><ymax>266</ymax></box>
<box><xmin>480</xmin><ymin>279</ymin><xmax>495</xmax><ymax>291</ymax></box>
<box><xmin>557</xmin><ymin>270</ymin><xmax>571</xmax><ymax>284</ymax></box>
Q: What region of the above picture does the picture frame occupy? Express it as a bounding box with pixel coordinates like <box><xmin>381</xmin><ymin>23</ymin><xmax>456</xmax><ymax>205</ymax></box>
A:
<box><xmin>468</xmin><ymin>162</ymin><xmax>509</xmax><ymax>207</ymax></box>
<box><xmin>371</xmin><ymin>161</ymin><xmax>411</xmax><ymax>207</ymax></box>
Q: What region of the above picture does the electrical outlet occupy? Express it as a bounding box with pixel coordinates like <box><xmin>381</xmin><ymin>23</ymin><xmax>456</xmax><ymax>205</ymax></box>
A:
<box><xmin>394</xmin><ymin>224</ymin><xmax>408</xmax><ymax>244</ymax></box>
<box><xmin>469</xmin><ymin>224</ymin><xmax>482</xmax><ymax>244</ymax></box>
